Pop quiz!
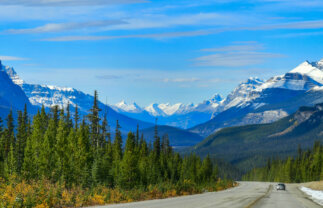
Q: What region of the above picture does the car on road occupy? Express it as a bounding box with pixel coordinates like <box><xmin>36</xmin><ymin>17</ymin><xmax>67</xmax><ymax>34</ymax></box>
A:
<box><xmin>276</xmin><ymin>183</ymin><xmax>286</xmax><ymax>191</ymax></box>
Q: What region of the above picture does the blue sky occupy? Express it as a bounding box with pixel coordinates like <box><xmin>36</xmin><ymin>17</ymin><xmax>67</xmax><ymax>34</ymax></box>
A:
<box><xmin>0</xmin><ymin>0</ymin><xmax>323</xmax><ymax>106</ymax></box>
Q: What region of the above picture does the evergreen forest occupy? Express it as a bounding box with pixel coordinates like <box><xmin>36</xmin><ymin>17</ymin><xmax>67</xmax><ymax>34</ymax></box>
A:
<box><xmin>0</xmin><ymin>91</ymin><xmax>234</xmax><ymax>208</ymax></box>
<box><xmin>243</xmin><ymin>141</ymin><xmax>323</xmax><ymax>183</ymax></box>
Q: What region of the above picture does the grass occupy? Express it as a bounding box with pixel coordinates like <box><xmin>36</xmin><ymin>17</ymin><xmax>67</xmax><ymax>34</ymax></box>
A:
<box><xmin>305</xmin><ymin>181</ymin><xmax>323</xmax><ymax>190</ymax></box>
<box><xmin>0</xmin><ymin>177</ymin><xmax>237</xmax><ymax>208</ymax></box>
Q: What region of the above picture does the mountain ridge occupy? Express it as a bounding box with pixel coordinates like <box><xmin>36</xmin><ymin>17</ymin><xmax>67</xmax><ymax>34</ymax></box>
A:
<box><xmin>189</xmin><ymin>58</ymin><xmax>323</xmax><ymax>137</ymax></box>
<box><xmin>0</xmin><ymin>61</ymin><xmax>153</xmax><ymax>133</ymax></box>
<box><xmin>191</xmin><ymin>102</ymin><xmax>323</xmax><ymax>172</ymax></box>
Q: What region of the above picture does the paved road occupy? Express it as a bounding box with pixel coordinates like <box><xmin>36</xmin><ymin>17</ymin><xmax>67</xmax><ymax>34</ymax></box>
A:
<box><xmin>86</xmin><ymin>182</ymin><xmax>322</xmax><ymax>208</ymax></box>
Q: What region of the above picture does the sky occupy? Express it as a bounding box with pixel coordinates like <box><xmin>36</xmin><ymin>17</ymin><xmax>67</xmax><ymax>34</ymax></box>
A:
<box><xmin>0</xmin><ymin>0</ymin><xmax>323</xmax><ymax>106</ymax></box>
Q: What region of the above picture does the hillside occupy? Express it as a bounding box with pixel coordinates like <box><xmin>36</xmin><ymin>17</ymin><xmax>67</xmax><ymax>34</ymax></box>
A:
<box><xmin>141</xmin><ymin>125</ymin><xmax>204</xmax><ymax>147</ymax></box>
<box><xmin>0</xmin><ymin>64</ymin><xmax>35</xmax><ymax>118</ymax></box>
<box><xmin>192</xmin><ymin>103</ymin><xmax>323</xmax><ymax>172</ymax></box>
<box><xmin>190</xmin><ymin>59</ymin><xmax>323</xmax><ymax>137</ymax></box>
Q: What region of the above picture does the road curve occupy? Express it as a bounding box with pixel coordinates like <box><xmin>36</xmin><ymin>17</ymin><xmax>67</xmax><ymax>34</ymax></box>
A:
<box><xmin>85</xmin><ymin>182</ymin><xmax>321</xmax><ymax>208</ymax></box>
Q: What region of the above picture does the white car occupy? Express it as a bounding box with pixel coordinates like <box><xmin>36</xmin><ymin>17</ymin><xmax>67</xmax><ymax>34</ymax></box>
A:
<box><xmin>276</xmin><ymin>183</ymin><xmax>286</xmax><ymax>191</ymax></box>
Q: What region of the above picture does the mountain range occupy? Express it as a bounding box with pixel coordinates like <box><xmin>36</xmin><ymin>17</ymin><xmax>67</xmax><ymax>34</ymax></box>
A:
<box><xmin>112</xmin><ymin>94</ymin><xmax>224</xmax><ymax>129</ymax></box>
<box><xmin>191</xmin><ymin>102</ymin><xmax>323</xmax><ymax>172</ymax></box>
<box><xmin>112</xmin><ymin>58</ymin><xmax>323</xmax><ymax>139</ymax></box>
<box><xmin>0</xmin><ymin>61</ymin><xmax>153</xmax><ymax>133</ymax></box>
<box><xmin>190</xmin><ymin>58</ymin><xmax>323</xmax><ymax>137</ymax></box>
<box><xmin>2</xmin><ymin>58</ymin><xmax>323</xmax><ymax>148</ymax></box>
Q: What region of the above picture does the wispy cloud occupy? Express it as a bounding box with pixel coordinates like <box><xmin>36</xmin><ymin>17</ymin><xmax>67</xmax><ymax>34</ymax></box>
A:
<box><xmin>0</xmin><ymin>0</ymin><xmax>148</xmax><ymax>7</ymax></box>
<box><xmin>104</xmin><ymin>12</ymin><xmax>245</xmax><ymax>30</ymax></box>
<box><xmin>6</xmin><ymin>20</ymin><xmax>126</xmax><ymax>34</ymax></box>
<box><xmin>41</xmin><ymin>29</ymin><xmax>223</xmax><ymax>41</ymax></box>
<box><xmin>96</xmin><ymin>74</ymin><xmax>123</xmax><ymax>80</ymax></box>
<box><xmin>0</xmin><ymin>55</ymin><xmax>28</xmax><ymax>61</ymax></box>
<box><xmin>201</xmin><ymin>43</ymin><xmax>264</xmax><ymax>52</ymax></box>
<box><xmin>8</xmin><ymin>12</ymin><xmax>243</xmax><ymax>35</ymax></box>
<box><xmin>40</xmin><ymin>19</ymin><xmax>323</xmax><ymax>41</ymax></box>
<box><xmin>269</xmin><ymin>30</ymin><xmax>323</xmax><ymax>38</ymax></box>
<box><xmin>194</xmin><ymin>42</ymin><xmax>283</xmax><ymax>67</ymax></box>
<box><xmin>255</xmin><ymin>20</ymin><xmax>323</xmax><ymax>30</ymax></box>
<box><xmin>163</xmin><ymin>78</ymin><xmax>200</xmax><ymax>83</ymax></box>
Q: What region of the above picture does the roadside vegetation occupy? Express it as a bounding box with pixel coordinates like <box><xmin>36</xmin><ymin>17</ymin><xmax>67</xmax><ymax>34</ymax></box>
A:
<box><xmin>0</xmin><ymin>91</ymin><xmax>235</xmax><ymax>208</ymax></box>
<box><xmin>243</xmin><ymin>142</ymin><xmax>323</xmax><ymax>183</ymax></box>
<box><xmin>305</xmin><ymin>181</ymin><xmax>323</xmax><ymax>190</ymax></box>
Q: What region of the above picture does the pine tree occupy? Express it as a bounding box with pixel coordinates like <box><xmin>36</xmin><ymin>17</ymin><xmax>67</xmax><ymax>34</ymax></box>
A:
<box><xmin>54</xmin><ymin>110</ymin><xmax>70</xmax><ymax>183</ymax></box>
<box><xmin>4</xmin><ymin>144</ymin><xmax>17</xmax><ymax>178</ymax></box>
<box><xmin>23</xmin><ymin>135</ymin><xmax>36</xmax><ymax>180</ymax></box>
<box><xmin>3</xmin><ymin>110</ymin><xmax>15</xmax><ymax>156</ymax></box>
<box><xmin>200</xmin><ymin>154</ymin><xmax>213</xmax><ymax>182</ymax></box>
<box><xmin>75</xmin><ymin>119</ymin><xmax>92</xmax><ymax>186</ymax></box>
<box><xmin>74</xmin><ymin>105</ymin><xmax>80</xmax><ymax>130</ymax></box>
<box><xmin>88</xmin><ymin>90</ymin><xmax>101</xmax><ymax>149</ymax></box>
<box><xmin>23</xmin><ymin>111</ymin><xmax>43</xmax><ymax>180</ymax></box>
<box><xmin>113</xmin><ymin>120</ymin><xmax>123</xmax><ymax>160</ymax></box>
<box><xmin>39</xmin><ymin>117</ymin><xmax>57</xmax><ymax>179</ymax></box>
<box><xmin>118</xmin><ymin>132</ymin><xmax>139</xmax><ymax>189</ymax></box>
<box><xmin>112</xmin><ymin>120</ymin><xmax>123</xmax><ymax>184</ymax></box>
<box><xmin>16</xmin><ymin>109</ymin><xmax>28</xmax><ymax>174</ymax></box>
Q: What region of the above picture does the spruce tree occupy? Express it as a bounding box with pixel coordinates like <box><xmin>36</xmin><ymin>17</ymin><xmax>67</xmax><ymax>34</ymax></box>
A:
<box><xmin>88</xmin><ymin>90</ymin><xmax>101</xmax><ymax>149</ymax></box>
<box><xmin>3</xmin><ymin>110</ymin><xmax>15</xmax><ymax>156</ymax></box>
<box><xmin>118</xmin><ymin>132</ymin><xmax>138</xmax><ymax>189</ymax></box>
<box><xmin>16</xmin><ymin>110</ymin><xmax>28</xmax><ymax>174</ymax></box>
<box><xmin>74</xmin><ymin>105</ymin><xmax>80</xmax><ymax>130</ymax></box>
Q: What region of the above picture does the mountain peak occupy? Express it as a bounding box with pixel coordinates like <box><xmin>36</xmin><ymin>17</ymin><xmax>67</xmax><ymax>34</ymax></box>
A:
<box><xmin>0</xmin><ymin>61</ymin><xmax>24</xmax><ymax>85</ymax></box>
<box><xmin>115</xmin><ymin>100</ymin><xmax>142</xmax><ymax>113</ymax></box>
<box><xmin>242</xmin><ymin>77</ymin><xmax>264</xmax><ymax>85</ymax></box>
<box><xmin>210</xmin><ymin>94</ymin><xmax>223</xmax><ymax>103</ymax></box>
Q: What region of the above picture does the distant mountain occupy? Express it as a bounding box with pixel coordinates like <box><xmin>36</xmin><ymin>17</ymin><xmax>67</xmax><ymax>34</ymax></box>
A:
<box><xmin>141</xmin><ymin>125</ymin><xmax>204</xmax><ymax>147</ymax></box>
<box><xmin>192</xmin><ymin>103</ymin><xmax>323</xmax><ymax>172</ymax></box>
<box><xmin>190</xmin><ymin>58</ymin><xmax>323</xmax><ymax>137</ymax></box>
<box><xmin>0</xmin><ymin>61</ymin><xmax>153</xmax><ymax>133</ymax></box>
<box><xmin>112</xmin><ymin>94</ymin><xmax>224</xmax><ymax>129</ymax></box>
<box><xmin>0</xmin><ymin>61</ymin><xmax>35</xmax><ymax>118</ymax></box>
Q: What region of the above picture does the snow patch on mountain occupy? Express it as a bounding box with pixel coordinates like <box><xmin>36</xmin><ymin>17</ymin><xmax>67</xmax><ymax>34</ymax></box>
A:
<box><xmin>0</xmin><ymin>61</ymin><xmax>95</xmax><ymax>111</ymax></box>
<box><xmin>219</xmin><ymin>77</ymin><xmax>264</xmax><ymax>111</ymax></box>
<box><xmin>114</xmin><ymin>93</ymin><xmax>224</xmax><ymax>118</ymax></box>
<box><xmin>144</xmin><ymin>103</ymin><xmax>167</xmax><ymax>117</ymax></box>
<box><xmin>257</xmin><ymin>60</ymin><xmax>323</xmax><ymax>92</ymax></box>
<box><xmin>114</xmin><ymin>100</ymin><xmax>143</xmax><ymax>113</ymax></box>
<box><xmin>242</xmin><ymin>110</ymin><xmax>288</xmax><ymax>125</ymax></box>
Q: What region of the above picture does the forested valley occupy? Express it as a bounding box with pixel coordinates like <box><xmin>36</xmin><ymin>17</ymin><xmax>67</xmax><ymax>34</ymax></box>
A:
<box><xmin>0</xmin><ymin>91</ymin><xmax>234</xmax><ymax>208</ymax></box>
<box><xmin>243</xmin><ymin>141</ymin><xmax>323</xmax><ymax>183</ymax></box>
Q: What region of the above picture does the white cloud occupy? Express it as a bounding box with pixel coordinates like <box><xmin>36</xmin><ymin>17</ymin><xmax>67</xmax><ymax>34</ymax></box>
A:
<box><xmin>163</xmin><ymin>78</ymin><xmax>200</xmax><ymax>83</ymax></box>
<box><xmin>0</xmin><ymin>55</ymin><xmax>27</xmax><ymax>61</ymax></box>
<box><xmin>201</xmin><ymin>43</ymin><xmax>264</xmax><ymax>52</ymax></box>
<box><xmin>195</xmin><ymin>51</ymin><xmax>282</xmax><ymax>67</ymax></box>
<box><xmin>6</xmin><ymin>12</ymin><xmax>243</xmax><ymax>34</ymax></box>
<box><xmin>6</xmin><ymin>20</ymin><xmax>126</xmax><ymax>34</ymax></box>
<box><xmin>195</xmin><ymin>42</ymin><xmax>283</xmax><ymax>67</ymax></box>
<box><xmin>0</xmin><ymin>0</ymin><xmax>147</xmax><ymax>7</ymax></box>
<box><xmin>41</xmin><ymin>29</ymin><xmax>224</xmax><ymax>41</ymax></box>
<box><xmin>104</xmin><ymin>12</ymin><xmax>245</xmax><ymax>30</ymax></box>
<box><xmin>40</xmin><ymin>19</ymin><xmax>323</xmax><ymax>41</ymax></box>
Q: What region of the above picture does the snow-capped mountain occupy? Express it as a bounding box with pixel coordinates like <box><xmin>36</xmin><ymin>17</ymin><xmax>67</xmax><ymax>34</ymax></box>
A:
<box><xmin>219</xmin><ymin>78</ymin><xmax>264</xmax><ymax>111</ymax></box>
<box><xmin>0</xmin><ymin>61</ymin><xmax>153</xmax><ymax>132</ymax></box>
<box><xmin>114</xmin><ymin>100</ymin><xmax>143</xmax><ymax>113</ymax></box>
<box><xmin>112</xmin><ymin>93</ymin><xmax>224</xmax><ymax>129</ymax></box>
<box><xmin>0</xmin><ymin>61</ymin><xmax>35</xmax><ymax>118</ymax></box>
<box><xmin>190</xmin><ymin>58</ymin><xmax>323</xmax><ymax>136</ymax></box>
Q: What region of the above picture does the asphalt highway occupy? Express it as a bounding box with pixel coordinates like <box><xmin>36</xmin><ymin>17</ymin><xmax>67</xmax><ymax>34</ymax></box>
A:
<box><xmin>86</xmin><ymin>182</ymin><xmax>322</xmax><ymax>208</ymax></box>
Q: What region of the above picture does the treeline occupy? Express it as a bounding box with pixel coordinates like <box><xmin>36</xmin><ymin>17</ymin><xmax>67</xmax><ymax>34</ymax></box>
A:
<box><xmin>0</xmin><ymin>91</ymin><xmax>222</xmax><ymax>190</ymax></box>
<box><xmin>243</xmin><ymin>141</ymin><xmax>323</xmax><ymax>183</ymax></box>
